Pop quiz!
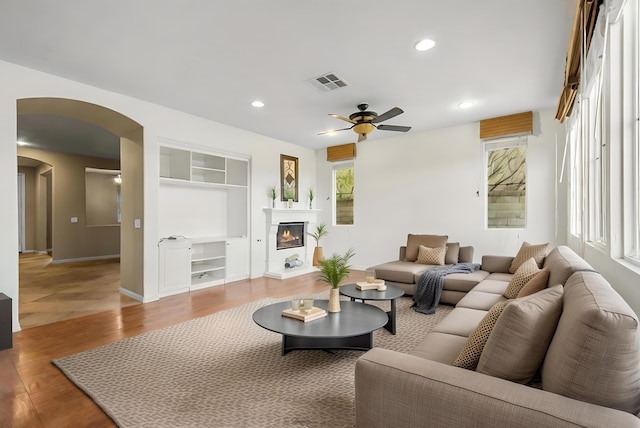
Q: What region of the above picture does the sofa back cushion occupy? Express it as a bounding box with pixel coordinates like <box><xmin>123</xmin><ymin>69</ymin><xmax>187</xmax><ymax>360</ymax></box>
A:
<box><xmin>542</xmin><ymin>245</ymin><xmax>593</xmax><ymax>287</ymax></box>
<box><xmin>445</xmin><ymin>242</ymin><xmax>460</xmax><ymax>264</ymax></box>
<box><xmin>477</xmin><ymin>285</ymin><xmax>563</xmax><ymax>384</ymax></box>
<box><xmin>481</xmin><ymin>255</ymin><xmax>514</xmax><ymax>273</ymax></box>
<box><xmin>404</xmin><ymin>234</ymin><xmax>448</xmax><ymax>262</ymax></box>
<box><xmin>542</xmin><ymin>271</ymin><xmax>640</xmax><ymax>414</ymax></box>
<box><xmin>458</xmin><ymin>246</ymin><xmax>474</xmax><ymax>264</ymax></box>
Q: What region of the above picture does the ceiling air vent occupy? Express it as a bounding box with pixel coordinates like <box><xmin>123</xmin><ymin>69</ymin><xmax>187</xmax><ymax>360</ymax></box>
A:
<box><xmin>304</xmin><ymin>72</ymin><xmax>349</xmax><ymax>93</ymax></box>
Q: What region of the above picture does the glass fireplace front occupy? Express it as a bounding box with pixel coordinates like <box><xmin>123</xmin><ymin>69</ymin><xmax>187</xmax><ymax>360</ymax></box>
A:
<box><xmin>277</xmin><ymin>222</ymin><xmax>304</xmax><ymax>250</ymax></box>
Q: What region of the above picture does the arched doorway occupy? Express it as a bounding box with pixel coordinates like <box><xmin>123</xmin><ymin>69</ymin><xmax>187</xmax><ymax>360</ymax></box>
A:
<box><xmin>16</xmin><ymin>98</ymin><xmax>145</xmax><ymax>317</ymax></box>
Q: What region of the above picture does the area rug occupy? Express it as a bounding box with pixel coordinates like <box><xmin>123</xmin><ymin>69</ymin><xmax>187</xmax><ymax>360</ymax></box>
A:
<box><xmin>53</xmin><ymin>295</ymin><xmax>452</xmax><ymax>428</ymax></box>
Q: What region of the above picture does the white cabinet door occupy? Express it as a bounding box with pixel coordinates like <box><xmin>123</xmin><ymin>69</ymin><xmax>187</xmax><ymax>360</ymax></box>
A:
<box><xmin>226</xmin><ymin>238</ymin><xmax>249</xmax><ymax>282</ymax></box>
<box><xmin>158</xmin><ymin>238</ymin><xmax>191</xmax><ymax>297</ymax></box>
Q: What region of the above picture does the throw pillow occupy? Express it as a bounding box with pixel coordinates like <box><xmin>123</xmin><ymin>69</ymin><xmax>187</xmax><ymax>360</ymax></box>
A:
<box><xmin>415</xmin><ymin>245</ymin><xmax>447</xmax><ymax>265</ymax></box>
<box><xmin>453</xmin><ymin>300</ymin><xmax>510</xmax><ymax>370</ymax></box>
<box><xmin>476</xmin><ymin>285</ymin><xmax>564</xmax><ymax>384</ymax></box>
<box><xmin>445</xmin><ymin>242</ymin><xmax>460</xmax><ymax>265</ymax></box>
<box><xmin>509</xmin><ymin>241</ymin><xmax>549</xmax><ymax>273</ymax></box>
<box><xmin>516</xmin><ymin>268</ymin><xmax>550</xmax><ymax>298</ymax></box>
<box><xmin>503</xmin><ymin>257</ymin><xmax>540</xmax><ymax>299</ymax></box>
<box><xmin>404</xmin><ymin>234</ymin><xmax>448</xmax><ymax>262</ymax></box>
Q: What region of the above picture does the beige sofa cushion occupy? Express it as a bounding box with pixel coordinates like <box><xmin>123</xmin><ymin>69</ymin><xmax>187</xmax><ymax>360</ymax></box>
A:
<box><xmin>542</xmin><ymin>271</ymin><xmax>640</xmax><ymax>414</ymax></box>
<box><xmin>432</xmin><ymin>307</ymin><xmax>488</xmax><ymax>337</ymax></box>
<box><xmin>453</xmin><ymin>300</ymin><xmax>510</xmax><ymax>370</ymax></box>
<box><xmin>503</xmin><ymin>258</ymin><xmax>540</xmax><ymax>299</ymax></box>
<box><xmin>373</xmin><ymin>261</ymin><xmax>429</xmax><ymax>283</ymax></box>
<box><xmin>455</xmin><ymin>291</ymin><xmax>507</xmax><ymax>311</ymax></box>
<box><xmin>516</xmin><ymin>268</ymin><xmax>549</xmax><ymax>298</ymax></box>
<box><xmin>542</xmin><ymin>245</ymin><xmax>594</xmax><ymax>287</ymax></box>
<box><xmin>410</xmin><ymin>332</ymin><xmax>468</xmax><ymax>365</ymax></box>
<box><xmin>416</xmin><ymin>245</ymin><xmax>447</xmax><ymax>265</ymax></box>
<box><xmin>404</xmin><ymin>234</ymin><xmax>448</xmax><ymax>262</ymax></box>
<box><xmin>477</xmin><ymin>285</ymin><xmax>563</xmax><ymax>384</ymax></box>
<box><xmin>509</xmin><ymin>242</ymin><xmax>548</xmax><ymax>273</ymax></box>
<box><xmin>445</xmin><ymin>242</ymin><xmax>460</xmax><ymax>264</ymax></box>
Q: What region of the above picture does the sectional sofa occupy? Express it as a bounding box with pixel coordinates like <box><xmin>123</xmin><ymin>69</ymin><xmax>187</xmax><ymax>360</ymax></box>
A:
<box><xmin>356</xmin><ymin>245</ymin><xmax>640</xmax><ymax>427</ymax></box>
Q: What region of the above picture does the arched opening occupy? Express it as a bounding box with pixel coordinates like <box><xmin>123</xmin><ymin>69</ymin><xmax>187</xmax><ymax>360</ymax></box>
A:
<box><xmin>16</xmin><ymin>98</ymin><xmax>144</xmax><ymax>326</ymax></box>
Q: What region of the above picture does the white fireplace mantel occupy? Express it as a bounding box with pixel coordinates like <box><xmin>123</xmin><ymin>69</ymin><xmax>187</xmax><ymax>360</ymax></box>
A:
<box><xmin>263</xmin><ymin>208</ymin><xmax>320</xmax><ymax>279</ymax></box>
<box><xmin>264</xmin><ymin>208</ymin><xmax>321</xmax><ymax>225</ymax></box>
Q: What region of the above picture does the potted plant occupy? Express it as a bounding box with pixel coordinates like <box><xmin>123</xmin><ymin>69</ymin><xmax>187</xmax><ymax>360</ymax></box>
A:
<box><xmin>268</xmin><ymin>185</ymin><xmax>278</xmax><ymax>208</ymax></box>
<box><xmin>309</xmin><ymin>223</ymin><xmax>328</xmax><ymax>266</ymax></box>
<box><xmin>317</xmin><ymin>248</ymin><xmax>355</xmax><ymax>312</ymax></box>
<box><xmin>307</xmin><ymin>188</ymin><xmax>315</xmax><ymax>209</ymax></box>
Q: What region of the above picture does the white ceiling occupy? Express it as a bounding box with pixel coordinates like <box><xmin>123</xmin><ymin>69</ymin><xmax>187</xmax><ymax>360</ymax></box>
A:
<box><xmin>3</xmin><ymin>1</ymin><xmax>574</xmax><ymax>158</ymax></box>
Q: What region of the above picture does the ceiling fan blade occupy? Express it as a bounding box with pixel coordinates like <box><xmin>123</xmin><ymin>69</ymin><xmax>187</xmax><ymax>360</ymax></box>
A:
<box><xmin>357</xmin><ymin>133</ymin><xmax>367</xmax><ymax>142</ymax></box>
<box><xmin>376</xmin><ymin>124</ymin><xmax>412</xmax><ymax>132</ymax></box>
<box><xmin>329</xmin><ymin>114</ymin><xmax>357</xmax><ymax>124</ymax></box>
<box><xmin>318</xmin><ymin>127</ymin><xmax>352</xmax><ymax>136</ymax></box>
<box><xmin>373</xmin><ymin>107</ymin><xmax>404</xmax><ymax>123</ymax></box>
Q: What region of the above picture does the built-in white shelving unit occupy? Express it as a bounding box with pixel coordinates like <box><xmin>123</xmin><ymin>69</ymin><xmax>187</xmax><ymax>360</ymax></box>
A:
<box><xmin>158</xmin><ymin>143</ymin><xmax>250</xmax><ymax>295</ymax></box>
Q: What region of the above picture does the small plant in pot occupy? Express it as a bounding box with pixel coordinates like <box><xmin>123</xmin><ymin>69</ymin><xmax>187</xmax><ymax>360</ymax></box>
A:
<box><xmin>317</xmin><ymin>248</ymin><xmax>355</xmax><ymax>312</ymax></box>
<box><xmin>308</xmin><ymin>223</ymin><xmax>328</xmax><ymax>266</ymax></box>
<box><xmin>268</xmin><ymin>185</ymin><xmax>278</xmax><ymax>208</ymax></box>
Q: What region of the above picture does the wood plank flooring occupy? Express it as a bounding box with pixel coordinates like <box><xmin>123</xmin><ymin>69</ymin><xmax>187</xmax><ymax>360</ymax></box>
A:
<box><xmin>2</xmin><ymin>257</ymin><xmax>365</xmax><ymax>427</ymax></box>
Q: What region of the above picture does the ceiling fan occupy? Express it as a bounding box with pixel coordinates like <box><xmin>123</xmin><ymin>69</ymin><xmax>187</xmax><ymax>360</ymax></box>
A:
<box><xmin>319</xmin><ymin>103</ymin><xmax>412</xmax><ymax>142</ymax></box>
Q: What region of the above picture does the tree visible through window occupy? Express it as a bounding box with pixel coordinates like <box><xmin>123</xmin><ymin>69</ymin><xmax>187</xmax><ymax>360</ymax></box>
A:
<box><xmin>334</xmin><ymin>165</ymin><xmax>354</xmax><ymax>225</ymax></box>
<box><xmin>486</xmin><ymin>141</ymin><xmax>527</xmax><ymax>229</ymax></box>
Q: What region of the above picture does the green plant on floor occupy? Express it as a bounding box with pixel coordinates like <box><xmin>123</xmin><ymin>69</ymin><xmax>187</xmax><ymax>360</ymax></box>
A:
<box><xmin>308</xmin><ymin>223</ymin><xmax>328</xmax><ymax>247</ymax></box>
<box><xmin>317</xmin><ymin>248</ymin><xmax>355</xmax><ymax>289</ymax></box>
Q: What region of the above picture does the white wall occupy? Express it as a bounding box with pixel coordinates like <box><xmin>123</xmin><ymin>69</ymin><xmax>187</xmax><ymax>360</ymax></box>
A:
<box><xmin>315</xmin><ymin>110</ymin><xmax>567</xmax><ymax>270</ymax></box>
<box><xmin>0</xmin><ymin>59</ymin><xmax>317</xmax><ymax>331</ymax></box>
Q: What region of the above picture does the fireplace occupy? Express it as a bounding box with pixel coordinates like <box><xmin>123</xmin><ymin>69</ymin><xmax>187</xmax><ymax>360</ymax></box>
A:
<box><xmin>264</xmin><ymin>208</ymin><xmax>318</xmax><ymax>279</ymax></box>
<box><xmin>277</xmin><ymin>222</ymin><xmax>304</xmax><ymax>250</ymax></box>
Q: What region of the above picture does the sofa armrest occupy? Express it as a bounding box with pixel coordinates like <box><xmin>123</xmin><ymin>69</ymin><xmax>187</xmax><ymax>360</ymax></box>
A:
<box><xmin>398</xmin><ymin>246</ymin><xmax>406</xmax><ymax>261</ymax></box>
<box><xmin>481</xmin><ymin>255</ymin><xmax>514</xmax><ymax>273</ymax></box>
<box><xmin>355</xmin><ymin>348</ymin><xmax>640</xmax><ymax>428</ymax></box>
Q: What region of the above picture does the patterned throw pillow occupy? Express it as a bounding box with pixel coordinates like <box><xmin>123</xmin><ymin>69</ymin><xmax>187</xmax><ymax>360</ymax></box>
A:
<box><xmin>504</xmin><ymin>258</ymin><xmax>541</xmax><ymax>299</ymax></box>
<box><xmin>509</xmin><ymin>242</ymin><xmax>549</xmax><ymax>273</ymax></box>
<box><xmin>516</xmin><ymin>268</ymin><xmax>550</xmax><ymax>298</ymax></box>
<box><xmin>453</xmin><ymin>300</ymin><xmax>510</xmax><ymax>370</ymax></box>
<box><xmin>415</xmin><ymin>245</ymin><xmax>447</xmax><ymax>265</ymax></box>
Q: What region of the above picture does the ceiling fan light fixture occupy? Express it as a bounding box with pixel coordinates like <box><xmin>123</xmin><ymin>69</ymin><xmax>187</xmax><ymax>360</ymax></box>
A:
<box><xmin>414</xmin><ymin>39</ymin><xmax>436</xmax><ymax>52</ymax></box>
<box><xmin>251</xmin><ymin>100</ymin><xmax>264</xmax><ymax>108</ymax></box>
<box><xmin>353</xmin><ymin>123</ymin><xmax>375</xmax><ymax>135</ymax></box>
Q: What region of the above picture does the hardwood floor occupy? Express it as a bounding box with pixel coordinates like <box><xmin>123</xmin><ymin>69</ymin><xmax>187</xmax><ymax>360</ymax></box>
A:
<box><xmin>2</xmin><ymin>261</ymin><xmax>365</xmax><ymax>427</ymax></box>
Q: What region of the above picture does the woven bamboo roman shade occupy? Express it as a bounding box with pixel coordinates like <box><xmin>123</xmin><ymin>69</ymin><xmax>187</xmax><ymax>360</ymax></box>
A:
<box><xmin>555</xmin><ymin>0</ymin><xmax>602</xmax><ymax>123</ymax></box>
<box><xmin>326</xmin><ymin>143</ymin><xmax>356</xmax><ymax>161</ymax></box>
<box><xmin>479</xmin><ymin>111</ymin><xmax>533</xmax><ymax>140</ymax></box>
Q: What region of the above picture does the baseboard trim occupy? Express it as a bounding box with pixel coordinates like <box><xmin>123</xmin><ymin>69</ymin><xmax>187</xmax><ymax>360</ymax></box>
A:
<box><xmin>119</xmin><ymin>287</ymin><xmax>144</xmax><ymax>302</ymax></box>
<box><xmin>50</xmin><ymin>254</ymin><xmax>120</xmax><ymax>265</ymax></box>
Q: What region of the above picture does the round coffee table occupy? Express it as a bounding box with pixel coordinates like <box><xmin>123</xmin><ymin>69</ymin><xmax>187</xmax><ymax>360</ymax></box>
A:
<box><xmin>339</xmin><ymin>283</ymin><xmax>405</xmax><ymax>335</ymax></box>
<box><xmin>253</xmin><ymin>300</ymin><xmax>387</xmax><ymax>355</ymax></box>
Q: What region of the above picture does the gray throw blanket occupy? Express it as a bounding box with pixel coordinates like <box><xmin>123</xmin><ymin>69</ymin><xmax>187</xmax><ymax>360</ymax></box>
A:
<box><xmin>413</xmin><ymin>263</ymin><xmax>481</xmax><ymax>314</ymax></box>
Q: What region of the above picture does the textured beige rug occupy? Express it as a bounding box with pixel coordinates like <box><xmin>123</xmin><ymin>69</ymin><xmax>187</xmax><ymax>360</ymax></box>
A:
<box><xmin>53</xmin><ymin>294</ymin><xmax>452</xmax><ymax>428</ymax></box>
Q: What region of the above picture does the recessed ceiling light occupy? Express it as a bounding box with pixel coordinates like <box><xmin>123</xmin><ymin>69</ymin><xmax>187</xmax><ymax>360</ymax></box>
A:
<box><xmin>414</xmin><ymin>39</ymin><xmax>436</xmax><ymax>52</ymax></box>
<box><xmin>457</xmin><ymin>101</ymin><xmax>474</xmax><ymax>109</ymax></box>
<box><xmin>251</xmin><ymin>100</ymin><xmax>264</xmax><ymax>108</ymax></box>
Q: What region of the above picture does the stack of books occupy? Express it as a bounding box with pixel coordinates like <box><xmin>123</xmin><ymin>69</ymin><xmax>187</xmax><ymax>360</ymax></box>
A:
<box><xmin>356</xmin><ymin>280</ymin><xmax>385</xmax><ymax>291</ymax></box>
<box><xmin>281</xmin><ymin>307</ymin><xmax>328</xmax><ymax>322</ymax></box>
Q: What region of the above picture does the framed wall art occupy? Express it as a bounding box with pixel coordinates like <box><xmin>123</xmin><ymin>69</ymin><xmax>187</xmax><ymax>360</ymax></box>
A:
<box><xmin>280</xmin><ymin>154</ymin><xmax>298</xmax><ymax>201</ymax></box>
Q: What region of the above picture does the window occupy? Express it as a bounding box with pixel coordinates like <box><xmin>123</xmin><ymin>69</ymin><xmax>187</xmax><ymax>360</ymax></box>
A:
<box><xmin>333</xmin><ymin>162</ymin><xmax>354</xmax><ymax>225</ymax></box>
<box><xmin>627</xmin><ymin>0</ymin><xmax>640</xmax><ymax>262</ymax></box>
<box><xmin>485</xmin><ymin>138</ymin><xmax>527</xmax><ymax>229</ymax></box>
<box><xmin>567</xmin><ymin>115</ymin><xmax>582</xmax><ymax>237</ymax></box>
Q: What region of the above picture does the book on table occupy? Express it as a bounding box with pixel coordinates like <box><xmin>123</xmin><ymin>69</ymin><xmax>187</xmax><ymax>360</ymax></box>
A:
<box><xmin>356</xmin><ymin>281</ymin><xmax>385</xmax><ymax>291</ymax></box>
<box><xmin>281</xmin><ymin>307</ymin><xmax>327</xmax><ymax>322</ymax></box>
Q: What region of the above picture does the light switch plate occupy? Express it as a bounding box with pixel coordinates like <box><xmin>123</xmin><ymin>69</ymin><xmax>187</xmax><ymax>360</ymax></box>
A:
<box><xmin>134</xmin><ymin>219</ymin><xmax>141</xmax><ymax>228</ymax></box>
<box><xmin>71</xmin><ymin>217</ymin><xmax>78</xmax><ymax>223</ymax></box>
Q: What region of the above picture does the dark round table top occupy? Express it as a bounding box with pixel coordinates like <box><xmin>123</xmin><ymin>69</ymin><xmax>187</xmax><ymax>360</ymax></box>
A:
<box><xmin>339</xmin><ymin>283</ymin><xmax>405</xmax><ymax>301</ymax></box>
<box><xmin>252</xmin><ymin>300</ymin><xmax>387</xmax><ymax>338</ymax></box>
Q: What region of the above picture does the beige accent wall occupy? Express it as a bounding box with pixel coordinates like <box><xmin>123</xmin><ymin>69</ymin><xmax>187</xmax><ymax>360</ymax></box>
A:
<box><xmin>120</xmin><ymin>130</ymin><xmax>144</xmax><ymax>296</ymax></box>
<box><xmin>17</xmin><ymin>166</ymin><xmax>36</xmax><ymax>251</ymax></box>
<box><xmin>17</xmin><ymin>147</ymin><xmax>121</xmax><ymax>261</ymax></box>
